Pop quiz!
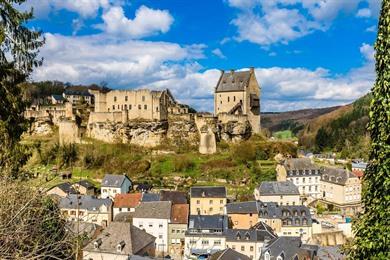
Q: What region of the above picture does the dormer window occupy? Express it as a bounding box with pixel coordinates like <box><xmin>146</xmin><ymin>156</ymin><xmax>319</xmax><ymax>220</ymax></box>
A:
<box><xmin>114</xmin><ymin>96</ymin><xmax>117</xmax><ymax>102</ymax></box>
<box><xmin>236</xmin><ymin>233</ymin><xmax>241</xmax><ymax>240</ymax></box>
<box><xmin>116</xmin><ymin>241</ymin><xmax>125</xmax><ymax>252</ymax></box>
<box><xmin>245</xmin><ymin>233</ymin><xmax>250</xmax><ymax>240</ymax></box>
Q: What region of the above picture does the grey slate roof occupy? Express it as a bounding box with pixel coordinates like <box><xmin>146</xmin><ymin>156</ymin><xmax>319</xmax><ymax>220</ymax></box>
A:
<box><xmin>141</xmin><ymin>193</ymin><xmax>160</xmax><ymax>202</ymax></box>
<box><xmin>54</xmin><ymin>182</ymin><xmax>78</xmax><ymax>194</ymax></box>
<box><xmin>284</xmin><ymin>158</ymin><xmax>319</xmax><ymax>170</ymax></box>
<box><xmin>225</xmin><ymin>224</ymin><xmax>277</xmax><ymax>242</ymax></box>
<box><xmin>75</xmin><ymin>179</ymin><xmax>95</xmax><ymax>189</ymax></box>
<box><xmin>226</xmin><ymin>201</ymin><xmax>260</xmax><ymax>214</ymax></box>
<box><xmin>258</xmin><ymin>181</ymin><xmax>299</xmax><ymax>196</ymax></box>
<box><xmin>215</xmin><ymin>70</ymin><xmax>251</xmax><ymax>92</ymax></box>
<box><xmin>133</xmin><ymin>201</ymin><xmax>171</xmax><ymax>219</ymax></box>
<box><xmin>210</xmin><ymin>248</ymin><xmax>250</xmax><ymax>260</ymax></box>
<box><xmin>51</xmin><ymin>94</ymin><xmax>65</xmax><ymax>101</ymax></box>
<box><xmin>261</xmin><ymin>236</ymin><xmax>305</xmax><ymax>260</ymax></box>
<box><xmin>84</xmin><ymin>222</ymin><xmax>155</xmax><ymax>256</ymax></box>
<box><xmin>160</xmin><ymin>190</ymin><xmax>187</xmax><ymax>204</ymax></box>
<box><xmin>101</xmin><ymin>174</ymin><xmax>130</xmax><ymax>188</ymax></box>
<box><xmin>321</xmin><ymin>167</ymin><xmax>355</xmax><ymax>185</ymax></box>
<box><xmin>188</xmin><ymin>215</ymin><xmax>228</xmax><ymax>231</ymax></box>
<box><xmin>258</xmin><ymin>203</ymin><xmax>312</xmax><ymax>227</ymax></box>
<box><xmin>190</xmin><ymin>186</ymin><xmax>227</xmax><ymax>198</ymax></box>
<box><xmin>59</xmin><ymin>195</ymin><xmax>112</xmax><ymax>211</ymax></box>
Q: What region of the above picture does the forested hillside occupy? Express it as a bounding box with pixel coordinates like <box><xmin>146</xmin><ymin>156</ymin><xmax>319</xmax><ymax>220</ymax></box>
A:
<box><xmin>299</xmin><ymin>94</ymin><xmax>372</xmax><ymax>159</ymax></box>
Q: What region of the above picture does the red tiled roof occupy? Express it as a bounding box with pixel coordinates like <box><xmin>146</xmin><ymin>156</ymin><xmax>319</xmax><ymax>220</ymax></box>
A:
<box><xmin>114</xmin><ymin>193</ymin><xmax>142</xmax><ymax>208</ymax></box>
<box><xmin>352</xmin><ymin>170</ymin><xmax>364</xmax><ymax>178</ymax></box>
<box><xmin>171</xmin><ymin>204</ymin><xmax>189</xmax><ymax>224</ymax></box>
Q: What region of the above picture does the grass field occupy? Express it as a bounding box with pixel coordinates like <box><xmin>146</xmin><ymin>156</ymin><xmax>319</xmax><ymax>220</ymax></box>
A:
<box><xmin>273</xmin><ymin>130</ymin><xmax>295</xmax><ymax>140</ymax></box>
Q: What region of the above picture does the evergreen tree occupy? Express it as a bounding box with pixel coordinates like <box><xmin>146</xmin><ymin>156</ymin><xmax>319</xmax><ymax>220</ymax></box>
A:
<box><xmin>350</xmin><ymin>1</ymin><xmax>390</xmax><ymax>258</ymax></box>
<box><xmin>0</xmin><ymin>0</ymin><xmax>44</xmax><ymax>177</ymax></box>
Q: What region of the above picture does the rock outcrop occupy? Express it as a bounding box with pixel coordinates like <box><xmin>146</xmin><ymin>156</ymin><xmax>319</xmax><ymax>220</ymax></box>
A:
<box><xmin>218</xmin><ymin>120</ymin><xmax>252</xmax><ymax>142</ymax></box>
<box><xmin>28</xmin><ymin>119</ymin><xmax>54</xmax><ymax>136</ymax></box>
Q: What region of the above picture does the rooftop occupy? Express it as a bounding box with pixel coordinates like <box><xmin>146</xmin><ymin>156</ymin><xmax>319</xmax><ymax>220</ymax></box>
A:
<box><xmin>83</xmin><ymin>222</ymin><xmax>155</xmax><ymax>255</ymax></box>
<box><xmin>321</xmin><ymin>168</ymin><xmax>356</xmax><ymax>185</ymax></box>
<box><xmin>171</xmin><ymin>204</ymin><xmax>189</xmax><ymax>224</ymax></box>
<box><xmin>188</xmin><ymin>215</ymin><xmax>228</xmax><ymax>231</ymax></box>
<box><xmin>74</xmin><ymin>179</ymin><xmax>95</xmax><ymax>189</ymax></box>
<box><xmin>59</xmin><ymin>195</ymin><xmax>112</xmax><ymax>211</ymax></box>
<box><xmin>210</xmin><ymin>248</ymin><xmax>250</xmax><ymax>260</ymax></box>
<box><xmin>284</xmin><ymin>158</ymin><xmax>320</xmax><ymax>171</ymax></box>
<box><xmin>51</xmin><ymin>182</ymin><xmax>78</xmax><ymax>194</ymax></box>
<box><xmin>258</xmin><ymin>181</ymin><xmax>299</xmax><ymax>196</ymax></box>
<box><xmin>133</xmin><ymin>201</ymin><xmax>171</xmax><ymax>219</ymax></box>
<box><xmin>190</xmin><ymin>186</ymin><xmax>227</xmax><ymax>198</ymax></box>
<box><xmin>114</xmin><ymin>193</ymin><xmax>142</xmax><ymax>208</ymax></box>
<box><xmin>160</xmin><ymin>190</ymin><xmax>187</xmax><ymax>204</ymax></box>
<box><xmin>258</xmin><ymin>203</ymin><xmax>313</xmax><ymax>226</ymax></box>
<box><xmin>262</xmin><ymin>236</ymin><xmax>310</xmax><ymax>260</ymax></box>
<box><xmin>226</xmin><ymin>201</ymin><xmax>260</xmax><ymax>214</ymax></box>
<box><xmin>141</xmin><ymin>193</ymin><xmax>160</xmax><ymax>202</ymax></box>
<box><xmin>101</xmin><ymin>174</ymin><xmax>130</xmax><ymax>188</ymax></box>
<box><xmin>215</xmin><ymin>70</ymin><xmax>252</xmax><ymax>93</ymax></box>
<box><xmin>226</xmin><ymin>222</ymin><xmax>277</xmax><ymax>242</ymax></box>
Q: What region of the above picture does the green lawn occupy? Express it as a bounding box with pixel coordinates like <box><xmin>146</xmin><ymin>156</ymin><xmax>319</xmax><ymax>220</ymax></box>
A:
<box><xmin>273</xmin><ymin>130</ymin><xmax>295</xmax><ymax>140</ymax></box>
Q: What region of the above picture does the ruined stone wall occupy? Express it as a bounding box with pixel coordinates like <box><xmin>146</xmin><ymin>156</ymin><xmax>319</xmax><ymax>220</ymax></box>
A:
<box><xmin>25</xmin><ymin>106</ymin><xmax>66</xmax><ymax>125</ymax></box>
<box><xmin>59</xmin><ymin>120</ymin><xmax>81</xmax><ymax>145</ymax></box>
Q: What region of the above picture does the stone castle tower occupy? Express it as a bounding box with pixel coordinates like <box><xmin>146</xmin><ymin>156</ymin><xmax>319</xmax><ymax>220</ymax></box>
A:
<box><xmin>214</xmin><ymin>67</ymin><xmax>261</xmax><ymax>133</ymax></box>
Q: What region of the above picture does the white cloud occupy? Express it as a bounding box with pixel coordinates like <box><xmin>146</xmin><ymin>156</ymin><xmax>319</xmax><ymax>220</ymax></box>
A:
<box><xmin>357</xmin><ymin>8</ymin><xmax>372</xmax><ymax>18</ymax></box>
<box><xmin>360</xmin><ymin>43</ymin><xmax>375</xmax><ymax>62</ymax></box>
<box><xmin>212</xmin><ymin>48</ymin><xmax>226</xmax><ymax>59</ymax></box>
<box><xmin>96</xmin><ymin>5</ymin><xmax>174</xmax><ymax>38</ymax></box>
<box><xmin>366</xmin><ymin>25</ymin><xmax>376</xmax><ymax>32</ymax></box>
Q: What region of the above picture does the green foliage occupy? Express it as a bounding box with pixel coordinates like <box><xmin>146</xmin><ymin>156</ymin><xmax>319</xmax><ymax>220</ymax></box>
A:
<box><xmin>231</xmin><ymin>141</ymin><xmax>257</xmax><ymax>163</ymax></box>
<box><xmin>0</xmin><ymin>0</ymin><xmax>44</xmax><ymax>178</ymax></box>
<box><xmin>173</xmin><ymin>155</ymin><xmax>195</xmax><ymax>172</ymax></box>
<box><xmin>350</xmin><ymin>1</ymin><xmax>390</xmax><ymax>258</ymax></box>
<box><xmin>273</xmin><ymin>130</ymin><xmax>294</xmax><ymax>140</ymax></box>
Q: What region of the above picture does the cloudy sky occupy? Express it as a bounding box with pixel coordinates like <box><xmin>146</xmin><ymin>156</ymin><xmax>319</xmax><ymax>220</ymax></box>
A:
<box><xmin>24</xmin><ymin>0</ymin><xmax>381</xmax><ymax>112</ymax></box>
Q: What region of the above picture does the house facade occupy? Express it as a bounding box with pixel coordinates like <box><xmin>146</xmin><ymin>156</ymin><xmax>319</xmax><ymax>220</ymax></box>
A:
<box><xmin>276</xmin><ymin>158</ymin><xmax>322</xmax><ymax>198</ymax></box>
<box><xmin>113</xmin><ymin>193</ymin><xmax>142</xmax><ymax>218</ymax></box>
<box><xmin>63</xmin><ymin>86</ymin><xmax>93</xmax><ymax>105</ymax></box>
<box><xmin>254</xmin><ymin>181</ymin><xmax>301</xmax><ymax>206</ymax></box>
<box><xmin>190</xmin><ymin>186</ymin><xmax>227</xmax><ymax>215</ymax></box>
<box><xmin>101</xmin><ymin>174</ymin><xmax>132</xmax><ymax>200</ymax></box>
<box><xmin>214</xmin><ymin>68</ymin><xmax>261</xmax><ymax>133</ymax></box>
<box><xmin>168</xmin><ymin>204</ymin><xmax>189</xmax><ymax>260</ymax></box>
<box><xmin>133</xmin><ymin>201</ymin><xmax>172</xmax><ymax>256</ymax></box>
<box><xmin>184</xmin><ymin>215</ymin><xmax>228</xmax><ymax>259</ymax></box>
<box><xmin>72</xmin><ymin>180</ymin><xmax>95</xmax><ymax>195</ymax></box>
<box><xmin>226</xmin><ymin>201</ymin><xmax>260</xmax><ymax>229</ymax></box>
<box><xmin>59</xmin><ymin>195</ymin><xmax>112</xmax><ymax>226</ymax></box>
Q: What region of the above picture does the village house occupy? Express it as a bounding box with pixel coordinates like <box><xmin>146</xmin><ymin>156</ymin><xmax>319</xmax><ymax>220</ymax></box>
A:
<box><xmin>254</xmin><ymin>181</ymin><xmax>301</xmax><ymax>206</ymax></box>
<box><xmin>46</xmin><ymin>182</ymin><xmax>77</xmax><ymax>198</ymax></box>
<box><xmin>184</xmin><ymin>215</ymin><xmax>228</xmax><ymax>259</ymax></box>
<box><xmin>51</xmin><ymin>94</ymin><xmax>65</xmax><ymax>104</ymax></box>
<box><xmin>72</xmin><ymin>180</ymin><xmax>95</xmax><ymax>195</ymax></box>
<box><xmin>63</xmin><ymin>86</ymin><xmax>94</xmax><ymax>105</ymax></box>
<box><xmin>141</xmin><ymin>192</ymin><xmax>161</xmax><ymax>202</ymax></box>
<box><xmin>320</xmin><ymin>167</ymin><xmax>362</xmax><ymax>214</ymax></box>
<box><xmin>225</xmin><ymin>222</ymin><xmax>277</xmax><ymax>260</ymax></box>
<box><xmin>260</xmin><ymin>236</ymin><xmax>318</xmax><ymax>260</ymax></box>
<box><xmin>214</xmin><ymin>68</ymin><xmax>261</xmax><ymax>133</ymax></box>
<box><xmin>132</xmin><ymin>201</ymin><xmax>172</xmax><ymax>256</ymax></box>
<box><xmin>210</xmin><ymin>248</ymin><xmax>251</xmax><ymax>260</ymax></box>
<box><xmin>258</xmin><ymin>203</ymin><xmax>313</xmax><ymax>242</ymax></box>
<box><xmin>101</xmin><ymin>174</ymin><xmax>132</xmax><ymax>200</ymax></box>
<box><xmin>190</xmin><ymin>186</ymin><xmax>227</xmax><ymax>215</ymax></box>
<box><xmin>276</xmin><ymin>158</ymin><xmax>322</xmax><ymax>199</ymax></box>
<box><xmin>351</xmin><ymin>160</ymin><xmax>367</xmax><ymax>180</ymax></box>
<box><xmin>226</xmin><ymin>201</ymin><xmax>261</xmax><ymax>229</ymax></box>
<box><xmin>83</xmin><ymin>222</ymin><xmax>156</xmax><ymax>260</ymax></box>
<box><xmin>168</xmin><ymin>204</ymin><xmax>189</xmax><ymax>260</ymax></box>
<box><xmin>113</xmin><ymin>193</ymin><xmax>142</xmax><ymax>219</ymax></box>
<box><xmin>160</xmin><ymin>190</ymin><xmax>188</xmax><ymax>205</ymax></box>
<box><xmin>59</xmin><ymin>195</ymin><xmax>112</xmax><ymax>226</ymax></box>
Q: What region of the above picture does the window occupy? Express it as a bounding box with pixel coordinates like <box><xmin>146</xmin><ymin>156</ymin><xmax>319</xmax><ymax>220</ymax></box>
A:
<box><xmin>158</xmin><ymin>234</ymin><xmax>163</xmax><ymax>239</ymax></box>
<box><xmin>234</xmin><ymin>96</ymin><xmax>236</xmax><ymax>102</ymax></box>
<box><xmin>209</xmin><ymin>208</ymin><xmax>213</xmax><ymax>212</ymax></box>
<box><xmin>125</xmin><ymin>96</ymin><xmax>128</xmax><ymax>101</ymax></box>
<box><xmin>214</xmin><ymin>240</ymin><xmax>221</xmax><ymax>245</ymax></box>
<box><xmin>138</xmin><ymin>104</ymin><xmax>141</xmax><ymax>109</ymax></box>
<box><xmin>117</xmin><ymin>105</ymin><xmax>119</xmax><ymax>109</ymax></box>
<box><xmin>303</xmin><ymin>177</ymin><xmax>306</xmax><ymax>183</ymax></box>
<box><xmin>209</xmin><ymin>200</ymin><xmax>213</xmax><ymax>204</ymax></box>
<box><xmin>190</xmin><ymin>239</ymin><xmax>196</xmax><ymax>244</ymax></box>
<box><xmin>112</xmin><ymin>105</ymin><xmax>115</xmax><ymax>110</ymax></box>
<box><xmin>220</xmin><ymin>200</ymin><xmax>224</xmax><ymax>204</ymax></box>
<box><xmin>129</xmin><ymin>104</ymin><xmax>132</xmax><ymax>110</ymax></box>
<box><xmin>119</xmin><ymin>208</ymin><xmax>122</xmax><ymax>212</ymax></box>
<box><xmin>139</xmin><ymin>223</ymin><xmax>143</xmax><ymax>228</ymax></box>
<box><xmin>156</xmin><ymin>106</ymin><xmax>159</xmax><ymax>112</ymax></box>
<box><xmin>250</xmin><ymin>246</ymin><xmax>254</xmax><ymax>251</ymax></box>
<box><xmin>232</xmin><ymin>245</ymin><xmax>236</xmax><ymax>250</ymax></box>
<box><xmin>228</xmin><ymin>96</ymin><xmax>230</xmax><ymax>102</ymax></box>
<box><xmin>241</xmin><ymin>246</ymin><xmax>245</xmax><ymax>251</ymax></box>
<box><xmin>201</xmin><ymin>240</ymin><xmax>209</xmax><ymax>245</ymax></box>
<box><xmin>142</xmin><ymin>96</ymin><xmax>145</xmax><ymax>102</ymax></box>
<box><xmin>148</xmin><ymin>223</ymin><xmax>153</xmax><ymax>228</ymax></box>
<box><xmin>124</xmin><ymin>104</ymin><xmax>127</xmax><ymax>110</ymax></box>
<box><xmin>144</xmin><ymin>104</ymin><xmax>147</xmax><ymax>110</ymax></box>
<box><xmin>196</xmin><ymin>200</ymin><xmax>200</xmax><ymax>204</ymax></box>
<box><xmin>114</xmin><ymin>96</ymin><xmax>117</xmax><ymax>102</ymax></box>
<box><xmin>159</xmin><ymin>223</ymin><xmax>163</xmax><ymax>228</ymax></box>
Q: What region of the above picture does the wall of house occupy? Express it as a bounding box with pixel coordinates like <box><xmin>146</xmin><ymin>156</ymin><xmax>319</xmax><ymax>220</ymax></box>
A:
<box><xmin>168</xmin><ymin>223</ymin><xmax>187</xmax><ymax>259</ymax></box>
<box><xmin>287</xmin><ymin>175</ymin><xmax>321</xmax><ymax>198</ymax></box>
<box><xmin>226</xmin><ymin>241</ymin><xmax>263</xmax><ymax>260</ymax></box>
<box><xmin>189</xmin><ymin>197</ymin><xmax>227</xmax><ymax>215</ymax></box>
<box><xmin>228</xmin><ymin>213</ymin><xmax>259</xmax><ymax>229</ymax></box>
<box><xmin>101</xmin><ymin>187</ymin><xmax>121</xmax><ymax>200</ymax></box>
<box><xmin>280</xmin><ymin>226</ymin><xmax>312</xmax><ymax>242</ymax></box>
<box><xmin>259</xmin><ymin>218</ymin><xmax>282</xmax><ymax>233</ymax></box>
<box><xmin>46</xmin><ymin>187</ymin><xmax>67</xmax><ymax>197</ymax></box>
<box><xmin>113</xmin><ymin>206</ymin><xmax>136</xmax><ymax>219</ymax></box>
<box><xmin>133</xmin><ymin>218</ymin><xmax>169</xmax><ymax>255</ymax></box>
<box><xmin>184</xmin><ymin>235</ymin><xmax>226</xmax><ymax>258</ymax></box>
<box><xmin>276</xmin><ymin>165</ymin><xmax>287</xmax><ymax>181</ymax></box>
<box><xmin>320</xmin><ymin>178</ymin><xmax>361</xmax><ymax>205</ymax></box>
<box><xmin>61</xmin><ymin>206</ymin><xmax>111</xmax><ymax>226</ymax></box>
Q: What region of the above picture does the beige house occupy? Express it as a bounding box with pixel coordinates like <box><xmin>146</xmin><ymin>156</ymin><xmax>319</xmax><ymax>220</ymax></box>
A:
<box><xmin>168</xmin><ymin>204</ymin><xmax>189</xmax><ymax>259</ymax></box>
<box><xmin>276</xmin><ymin>158</ymin><xmax>322</xmax><ymax>199</ymax></box>
<box><xmin>214</xmin><ymin>68</ymin><xmax>261</xmax><ymax>133</ymax></box>
<box><xmin>254</xmin><ymin>181</ymin><xmax>301</xmax><ymax>206</ymax></box>
<box><xmin>83</xmin><ymin>222</ymin><xmax>156</xmax><ymax>260</ymax></box>
<box><xmin>89</xmin><ymin>88</ymin><xmax>176</xmax><ymax>122</ymax></box>
<box><xmin>72</xmin><ymin>180</ymin><xmax>95</xmax><ymax>195</ymax></box>
<box><xmin>258</xmin><ymin>203</ymin><xmax>313</xmax><ymax>242</ymax></box>
<box><xmin>320</xmin><ymin>168</ymin><xmax>361</xmax><ymax>206</ymax></box>
<box><xmin>47</xmin><ymin>182</ymin><xmax>77</xmax><ymax>198</ymax></box>
<box><xmin>226</xmin><ymin>201</ymin><xmax>260</xmax><ymax>229</ymax></box>
<box><xmin>190</xmin><ymin>186</ymin><xmax>227</xmax><ymax>215</ymax></box>
<box><xmin>59</xmin><ymin>195</ymin><xmax>112</xmax><ymax>227</ymax></box>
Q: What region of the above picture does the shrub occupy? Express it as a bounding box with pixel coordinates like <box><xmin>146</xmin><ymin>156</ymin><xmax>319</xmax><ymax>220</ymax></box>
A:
<box><xmin>173</xmin><ymin>155</ymin><xmax>195</xmax><ymax>172</ymax></box>
<box><xmin>201</xmin><ymin>159</ymin><xmax>236</xmax><ymax>172</ymax></box>
<box><xmin>231</xmin><ymin>141</ymin><xmax>256</xmax><ymax>163</ymax></box>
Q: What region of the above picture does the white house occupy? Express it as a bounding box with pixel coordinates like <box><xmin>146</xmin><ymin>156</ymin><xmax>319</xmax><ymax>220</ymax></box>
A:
<box><xmin>58</xmin><ymin>195</ymin><xmax>112</xmax><ymax>226</ymax></box>
<box><xmin>113</xmin><ymin>193</ymin><xmax>142</xmax><ymax>219</ymax></box>
<box><xmin>101</xmin><ymin>174</ymin><xmax>132</xmax><ymax>200</ymax></box>
<box><xmin>133</xmin><ymin>201</ymin><xmax>172</xmax><ymax>257</ymax></box>
<box><xmin>254</xmin><ymin>181</ymin><xmax>301</xmax><ymax>206</ymax></box>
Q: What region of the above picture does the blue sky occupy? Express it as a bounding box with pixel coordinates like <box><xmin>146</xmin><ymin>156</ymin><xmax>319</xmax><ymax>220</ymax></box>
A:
<box><xmin>23</xmin><ymin>0</ymin><xmax>381</xmax><ymax>112</ymax></box>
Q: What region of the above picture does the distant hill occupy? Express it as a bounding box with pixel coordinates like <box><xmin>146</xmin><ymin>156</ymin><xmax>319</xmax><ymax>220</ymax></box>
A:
<box><xmin>261</xmin><ymin>106</ymin><xmax>341</xmax><ymax>134</ymax></box>
<box><xmin>298</xmin><ymin>94</ymin><xmax>371</xmax><ymax>159</ymax></box>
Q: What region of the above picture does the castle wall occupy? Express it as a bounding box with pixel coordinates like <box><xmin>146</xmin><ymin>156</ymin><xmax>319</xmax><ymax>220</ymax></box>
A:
<box><xmin>215</xmin><ymin>91</ymin><xmax>245</xmax><ymax>114</ymax></box>
<box><xmin>246</xmin><ymin>72</ymin><xmax>261</xmax><ymax>133</ymax></box>
<box><xmin>217</xmin><ymin>113</ymin><xmax>248</xmax><ymax>124</ymax></box>
<box><xmin>25</xmin><ymin>106</ymin><xmax>66</xmax><ymax>125</ymax></box>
